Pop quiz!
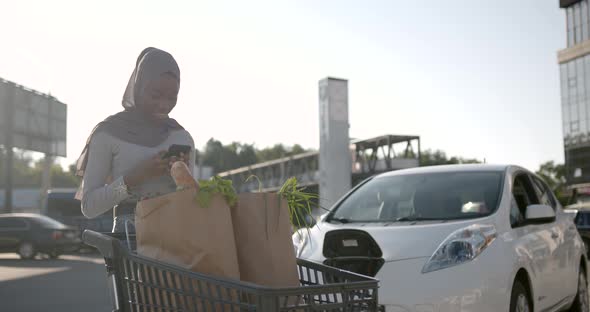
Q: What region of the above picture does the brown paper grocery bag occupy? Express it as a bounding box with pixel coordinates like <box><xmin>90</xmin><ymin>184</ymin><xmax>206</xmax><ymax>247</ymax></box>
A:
<box><xmin>231</xmin><ymin>193</ymin><xmax>300</xmax><ymax>288</ymax></box>
<box><xmin>135</xmin><ymin>188</ymin><xmax>241</xmax><ymax>312</ymax></box>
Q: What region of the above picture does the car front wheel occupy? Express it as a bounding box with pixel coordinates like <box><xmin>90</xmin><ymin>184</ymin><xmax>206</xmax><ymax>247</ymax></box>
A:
<box><xmin>510</xmin><ymin>280</ymin><xmax>532</xmax><ymax>312</ymax></box>
<box><xmin>18</xmin><ymin>242</ymin><xmax>36</xmax><ymax>260</ymax></box>
<box><xmin>569</xmin><ymin>266</ymin><xmax>589</xmax><ymax>312</ymax></box>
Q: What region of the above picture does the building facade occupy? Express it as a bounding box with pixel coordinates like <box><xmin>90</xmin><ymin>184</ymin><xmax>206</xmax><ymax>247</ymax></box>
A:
<box><xmin>559</xmin><ymin>0</ymin><xmax>590</xmax><ymax>185</ymax></box>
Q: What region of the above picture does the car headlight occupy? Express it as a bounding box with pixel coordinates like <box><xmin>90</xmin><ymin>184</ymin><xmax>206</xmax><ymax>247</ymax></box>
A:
<box><xmin>422</xmin><ymin>224</ymin><xmax>496</xmax><ymax>273</ymax></box>
<box><xmin>292</xmin><ymin>231</ymin><xmax>309</xmax><ymax>258</ymax></box>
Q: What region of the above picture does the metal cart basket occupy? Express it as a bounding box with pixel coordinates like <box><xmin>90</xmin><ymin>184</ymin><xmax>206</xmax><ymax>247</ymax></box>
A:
<box><xmin>83</xmin><ymin>230</ymin><xmax>380</xmax><ymax>312</ymax></box>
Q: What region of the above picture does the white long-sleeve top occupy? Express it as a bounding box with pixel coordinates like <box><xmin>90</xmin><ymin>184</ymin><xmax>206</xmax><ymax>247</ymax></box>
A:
<box><xmin>80</xmin><ymin>130</ymin><xmax>195</xmax><ymax>219</ymax></box>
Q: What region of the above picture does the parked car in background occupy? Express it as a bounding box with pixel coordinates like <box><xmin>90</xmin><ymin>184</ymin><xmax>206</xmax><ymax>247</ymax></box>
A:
<box><xmin>294</xmin><ymin>165</ymin><xmax>588</xmax><ymax>312</ymax></box>
<box><xmin>566</xmin><ymin>202</ymin><xmax>590</xmax><ymax>257</ymax></box>
<box><xmin>0</xmin><ymin>213</ymin><xmax>81</xmax><ymax>259</ymax></box>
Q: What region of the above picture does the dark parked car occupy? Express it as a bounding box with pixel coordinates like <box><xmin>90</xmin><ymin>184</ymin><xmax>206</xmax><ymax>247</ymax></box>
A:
<box><xmin>567</xmin><ymin>202</ymin><xmax>590</xmax><ymax>256</ymax></box>
<box><xmin>0</xmin><ymin>213</ymin><xmax>81</xmax><ymax>259</ymax></box>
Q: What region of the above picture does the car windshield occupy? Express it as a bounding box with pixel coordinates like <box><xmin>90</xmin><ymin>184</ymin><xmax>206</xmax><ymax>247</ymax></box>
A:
<box><xmin>329</xmin><ymin>171</ymin><xmax>504</xmax><ymax>223</ymax></box>
<box><xmin>33</xmin><ymin>215</ymin><xmax>68</xmax><ymax>229</ymax></box>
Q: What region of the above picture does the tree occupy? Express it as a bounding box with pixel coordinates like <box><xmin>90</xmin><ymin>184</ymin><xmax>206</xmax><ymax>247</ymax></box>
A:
<box><xmin>256</xmin><ymin>144</ymin><xmax>288</xmax><ymax>162</ymax></box>
<box><xmin>236</xmin><ymin>143</ymin><xmax>257</xmax><ymax>167</ymax></box>
<box><xmin>534</xmin><ymin>161</ymin><xmax>569</xmax><ymax>206</ymax></box>
<box><xmin>201</xmin><ymin>139</ymin><xmax>267</xmax><ymax>173</ymax></box>
<box><xmin>200</xmin><ymin>138</ymin><xmax>313</xmax><ymax>174</ymax></box>
<box><xmin>256</xmin><ymin>144</ymin><xmax>311</xmax><ymax>163</ymax></box>
<box><xmin>535</xmin><ymin>161</ymin><xmax>566</xmax><ymax>191</ymax></box>
<box><xmin>201</xmin><ymin>138</ymin><xmax>226</xmax><ymax>173</ymax></box>
<box><xmin>0</xmin><ymin>139</ymin><xmax>314</xmax><ymax>189</ymax></box>
<box><xmin>0</xmin><ymin>150</ymin><xmax>39</xmax><ymax>188</ymax></box>
<box><xmin>41</xmin><ymin>161</ymin><xmax>80</xmax><ymax>188</ymax></box>
<box><xmin>291</xmin><ymin>144</ymin><xmax>306</xmax><ymax>155</ymax></box>
<box><xmin>0</xmin><ymin>150</ymin><xmax>80</xmax><ymax>189</ymax></box>
<box><xmin>419</xmin><ymin>149</ymin><xmax>481</xmax><ymax>167</ymax></box>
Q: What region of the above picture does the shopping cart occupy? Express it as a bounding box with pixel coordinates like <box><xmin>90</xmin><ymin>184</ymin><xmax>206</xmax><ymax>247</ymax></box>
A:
<box><xmin>83</xmin><ymin>230</ymin><xmax>381</xmax><ymax>312</ymax></box>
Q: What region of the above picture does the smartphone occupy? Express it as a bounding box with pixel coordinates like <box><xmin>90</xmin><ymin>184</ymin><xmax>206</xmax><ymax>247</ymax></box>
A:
<box><xmin>162</xmin><ymin>144</ymin><xmax>191</xmax><ymax>159</ymax></box>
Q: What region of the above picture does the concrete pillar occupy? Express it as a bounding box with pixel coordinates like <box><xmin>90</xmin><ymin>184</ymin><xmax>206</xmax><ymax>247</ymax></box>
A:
<box><xmin>318</xmin><ymin>77</ymin><xmax>351</xmax><ymax>214</ymax></box>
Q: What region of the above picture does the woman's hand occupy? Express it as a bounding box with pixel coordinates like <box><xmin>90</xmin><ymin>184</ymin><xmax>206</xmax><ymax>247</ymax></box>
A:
<box><xmin>124</xmin><ymin>151</ymin><xmax>169</xmax><ymax>188</ymax></box>
<box><xmin>167</xmin><ymin>152</ymin><xmax>190</xmax><ymax>170</ymax></box>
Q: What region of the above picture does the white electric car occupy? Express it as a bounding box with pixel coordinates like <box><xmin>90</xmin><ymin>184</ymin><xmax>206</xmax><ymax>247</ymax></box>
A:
<box><xmin>294</xmin><ymin>165</ymin><xmax>588</xmax><ymax>312</ymax></box>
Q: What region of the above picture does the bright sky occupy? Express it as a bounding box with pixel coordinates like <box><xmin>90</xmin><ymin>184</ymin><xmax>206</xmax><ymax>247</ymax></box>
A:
<box><xmin>0</xmin><ymin>0</ymin><xmax>566</xmax><ymax>171</ymax></box>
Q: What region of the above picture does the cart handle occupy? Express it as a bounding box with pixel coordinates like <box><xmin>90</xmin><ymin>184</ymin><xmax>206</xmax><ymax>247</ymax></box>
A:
<box><xmin>82</xmin><ymin>230</ymin><xmax>116</xmax><ymax>259</ymax></box>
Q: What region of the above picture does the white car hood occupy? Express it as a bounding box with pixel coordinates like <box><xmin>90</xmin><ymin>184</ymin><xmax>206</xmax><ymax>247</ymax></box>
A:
<box><xmin>300</xmin><ymin>218</ymin><xmax>494</xmax><ymax>262</ymax></box>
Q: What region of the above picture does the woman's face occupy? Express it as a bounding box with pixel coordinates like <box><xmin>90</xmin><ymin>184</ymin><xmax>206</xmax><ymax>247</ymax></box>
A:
<box><xmin>139</xmin><ymin>73</ymin><xmax>179</xmax><ymax>119</ymax></box>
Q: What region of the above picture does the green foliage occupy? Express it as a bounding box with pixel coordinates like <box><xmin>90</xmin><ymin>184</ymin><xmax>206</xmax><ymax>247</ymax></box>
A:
<box><xmin>196</xmin><ymin>176</ymin><xmax>238</xmax><ymax>208</ymax></box>
<box><xmin>419</xmin><ymin>149</ymin><xmax>481</xmax><ymax>166</ymax></box>
<box><xmin>535</xmin><ymin>161</ymin><xmax>568</xmax><ymax>206</ymax></box>
<box><xmin>535</xmin><ymin>161</ymin><xmax>566</xmax><ymax>191</ymax></box>
<box><xmin>278</xmin><ymin>177</ymin><xmax>317</xmax><ymax>230</ymax></box>
<box><xmin>201</xmin><ymin>138</ymin><xmax>313</xmax><ymax>174</ymax></box>
<box><xmin>0</xmin><ymin>150</ymin><xmax>80</xmax><ymax>188</ymax></box>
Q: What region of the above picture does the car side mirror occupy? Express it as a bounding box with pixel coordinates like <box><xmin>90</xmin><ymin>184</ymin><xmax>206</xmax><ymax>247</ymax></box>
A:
<box><xmin>525</xmin><ymin>204</ymin><xmax>556</xmax><ymax>224</ymax></box>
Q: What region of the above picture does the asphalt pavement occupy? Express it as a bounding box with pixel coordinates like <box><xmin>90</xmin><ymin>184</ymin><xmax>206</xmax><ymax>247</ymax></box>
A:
<box><xmin>0</xmin><ymin>253</ymin><xmax>111</xmax><ymax>312</ymax></box>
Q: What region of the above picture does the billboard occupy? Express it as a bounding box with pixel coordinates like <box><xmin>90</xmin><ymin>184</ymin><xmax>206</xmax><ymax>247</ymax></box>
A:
<box><xmin>0</xmin><ymin>79</ymin><xmax>67</xmax><ymax>156</ymax></box>
<box><xmin>560</xmin><ymin>0</ymin><xmax>583</xmax><ymax>8</ymax></box>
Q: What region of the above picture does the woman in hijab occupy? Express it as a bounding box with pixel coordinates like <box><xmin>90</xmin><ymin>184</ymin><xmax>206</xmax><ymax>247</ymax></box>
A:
<box><xmin>75</xmin><ymin>47</ymin><xmax>195</xmax><ymax>233</ymax></box>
